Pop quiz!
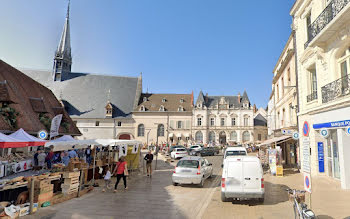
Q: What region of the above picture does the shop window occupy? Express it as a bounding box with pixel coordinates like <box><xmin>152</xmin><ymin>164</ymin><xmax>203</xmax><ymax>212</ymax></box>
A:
<box><xmin>195</xmin><ymin>131</ymin><xmax>203</xmax><ymax>142</ymax></box>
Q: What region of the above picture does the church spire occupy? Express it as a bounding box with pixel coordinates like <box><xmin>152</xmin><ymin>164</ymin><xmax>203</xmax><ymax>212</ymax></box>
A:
<box><xmin>53</xmin><ymin>0</ymin><xmax>72</xmax><ymax>81</ymax></box>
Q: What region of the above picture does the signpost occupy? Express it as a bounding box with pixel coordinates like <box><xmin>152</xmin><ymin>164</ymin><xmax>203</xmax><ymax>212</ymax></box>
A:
<box><xmin>292</xmin><ymin>132</ymin><xmax>299</xmax><ymax>140</ymax></box>
<box><xmin>303</xmin><ymin>121</ymin><xmax>310</xmax><ymax>137</ymax></box>
<box><xmin>317</xmin><ymin>142</ymin><xmax>324</xmax><ymax>173</ymax></box>
<box><xmin>320</xmin><ymin>129</ymin><xmax>329</xmax><ymax>138</ymax></box>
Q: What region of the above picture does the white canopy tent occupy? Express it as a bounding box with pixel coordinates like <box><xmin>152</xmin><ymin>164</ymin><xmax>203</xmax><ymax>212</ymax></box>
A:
<box><xmin>9</xmin><ymin>128</ymin><xmax>45</xmax><ymax>142</ymax></box>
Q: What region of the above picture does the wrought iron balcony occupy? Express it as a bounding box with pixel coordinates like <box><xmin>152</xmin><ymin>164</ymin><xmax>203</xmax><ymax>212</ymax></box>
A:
<box><xmin>304</xmin><ymin>0</ymin><xmax>350</xmax><ymax>49</ymax></box>
<box><xmin>321</xmin><ymin>74</ymin><xmax>350</xmax><ymax>103</ymax></box>
<box><xmin>307</xmin><ymin>91</ymin><xmax>318</xmax><ymax>102</ymax></box>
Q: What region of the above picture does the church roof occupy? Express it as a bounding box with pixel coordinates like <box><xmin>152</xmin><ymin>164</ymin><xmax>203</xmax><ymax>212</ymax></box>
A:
<box><xmin>22</xmin><ymin>69</ymin><xmax>140</xmax><ymax>119</ymax></box>
<box><xmin>0</xmin><ymin>60</ymin><xmax>81</xmax><ymax>135</ymax></box>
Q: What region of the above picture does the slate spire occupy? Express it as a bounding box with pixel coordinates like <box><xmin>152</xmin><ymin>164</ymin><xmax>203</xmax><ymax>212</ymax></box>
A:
<box><xmin>53</xmin><ymin>0</ymin><xmax>72</xmax><ymax>81</ymax></box>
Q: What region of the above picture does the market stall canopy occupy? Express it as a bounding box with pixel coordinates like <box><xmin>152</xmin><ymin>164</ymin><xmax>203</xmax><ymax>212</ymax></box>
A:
<box><xmin>176</xmin><ymin>133</ymin><xmax>182</xmax><ymax>138</ymax></box>
<box><xmin>0</xmin><ymin>132</ymin><xmax>43</xmax><ymax>148</ymax></box>
<box><xmin>51</xmin><ymin>135</ymin><xmax>75</xmax><ymax>142</ymax></box>
<box><xmin>9</xmin><ymin>128</ymin><xmax>45</xmax><ymax>146</ymax></box>
<box><xmin>257</xmin><ymin>135</ymin><xmax>291</xmax><ymax>147</ymax></box>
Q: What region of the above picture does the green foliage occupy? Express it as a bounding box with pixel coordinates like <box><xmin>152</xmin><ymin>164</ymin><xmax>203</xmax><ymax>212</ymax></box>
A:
<box><xmin>0</xmin><ymin>104</ymin><xmax>19</xmax><ymax>129</ymax></box>
<box><xmin>39</xmin><ymin>113</ymin><xmax>51</xmax><ymax>131</ymax></box>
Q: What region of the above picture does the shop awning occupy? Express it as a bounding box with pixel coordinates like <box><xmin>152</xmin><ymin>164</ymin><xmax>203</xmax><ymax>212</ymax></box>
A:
<box><xmin>257</xmin><ymin>135</ymin><xmax>292</xmax><ymax>147</ymax></box>
<box><xmin>176</xmin><ymin>133</ymin><xmax>182</xmax><ymax>138</ymax></box>
<box><xmin>184</xmin><ymin>133</ymin><xmax>190</xmax><ymax>137</ymax></box>
<box><xmin>51</xmin><ymin>135</ymin><xmax>75</xmax><ymax>142</ymax></box>
<box><xmin>169</xmin><ymin>133</ymin><xmax>174</xmax><ymax>138</ymax></box>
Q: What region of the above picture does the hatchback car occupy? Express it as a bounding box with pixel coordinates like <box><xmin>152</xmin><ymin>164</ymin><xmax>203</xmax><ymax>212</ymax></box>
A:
<box><xmin>169</xmin><ymin>145</ymin><xmax>186</xmax><ymax>153</ymax></box>
<box><xmin>172</xmin><ymin>156</ymin><xmax>213</xmax><ymax>187</ymax></box>
<box><xmin>198</xmin><ymin>147</ymin><xmax>216</xmax><ymax>156</ymax></box>
<box><xmin>170</xmin><ymin>148</ymin><xmax>188</xmax><ymax>159</ymax></box>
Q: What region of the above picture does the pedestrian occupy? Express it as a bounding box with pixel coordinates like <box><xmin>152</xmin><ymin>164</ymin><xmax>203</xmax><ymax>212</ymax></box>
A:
<box><xmin>33</xmin><ymin>149</ymin><xmax>39</xmax><ymax>167</ymax></box>
<box><xmin>113</xmin><ymin>157</ymin><xmax>128</xmax><ymax>192</ymax></box>
<box><xmin>62</xmin><ymin>151</ymin><xmax>70</xmax><ymax>166</ymax></box>
<box><xmin>144</xmin><ymin>150</ymin><xmax>154</xmax><ymax>177</ymax></box>
<box><xmin>45</xmin><ymin>147</ymin><xmax>54</xmax><ymax>169</ymax></box>
<box><xmin>102</xmin><ymin>166</ymin><xmax>112</xmax><ymax>192</ymax></box>
<box><xmin>37</xmin><ymin>149</ymin><xmax>46</xmax><ymax>170</ymax></box>
<box><xmin>68</xmin><ymin>146</ymin><xmax>78</xmax><ymax>159</ymax></box>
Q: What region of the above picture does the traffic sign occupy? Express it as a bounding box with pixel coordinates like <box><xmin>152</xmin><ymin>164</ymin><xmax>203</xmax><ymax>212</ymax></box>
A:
<box><xmin>346</xmin><ymin>127</ymin><xmax>350</xmax><ymax>136</ymax></box>
<box><xmin>302</xmin><ymin>137</ymin><xmax>311</xmax><ymax>173</ymax></box>
<box><xmin>292</xmin><ymin>132</ymin><xmax>299</xmax><ymax>140</ymax></box>
<box><xmin>320</xmin><ymin>129</ymin><xmax>329</xmax><ymax>138</ymax></box>
<box><xmin>304</xmin><ymin>173</ymin><xmax>312</xmax><ymax>193</ymax></box>
<box><xmin>38</xmin><ymin>130</ymin><xmax>48</xmax><ymax>140</ymax></box>
<box><xmin>303</xmin><ymin>121</ymin><xmax>310</xmax><ymax>137</ymax></box>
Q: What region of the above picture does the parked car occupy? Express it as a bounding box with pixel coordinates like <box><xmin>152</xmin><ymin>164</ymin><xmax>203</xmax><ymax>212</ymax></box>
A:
<box><xmin>169</xmin><ymin>145</ymin><xmax>186</xmax><ymax>153</ymax></box>
<box><xmin>221</xmin><ymin>156</ymin><xmax>264</xmax><ymax>202</ymax></box>
<box><xmin>197</xmin><ymin>147</ymin><xmax>216</xmax><ymax>156</ymax></box>
<box><xmin>170</xmin><ymin>148</ymin><xmax>188</xmax><ymax>159</ymax></box>
<box><xmin>172</xmin><ymin>156</ymin><xmax>213</xmax><ymax>187</ymax></box>
<box><xmin>189</xmin><ymin>145</ymin><xmax>202</xmax><ymax>153</ymax></box>
<box><xmin>209</xmin><ymin>146</ymin><xmax>220</xmax><ymax>155</ymax></box>
<box><xmin>224</xmin><ymin>146</ymin><xmax>247</xmax><ymax>159</ymax></box>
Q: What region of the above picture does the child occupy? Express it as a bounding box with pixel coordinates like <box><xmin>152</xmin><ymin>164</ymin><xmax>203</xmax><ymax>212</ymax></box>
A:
<box><xmin>102</xmin><ymin>166</ymin><xmax>112</xmax><ymax>192</ymax></box>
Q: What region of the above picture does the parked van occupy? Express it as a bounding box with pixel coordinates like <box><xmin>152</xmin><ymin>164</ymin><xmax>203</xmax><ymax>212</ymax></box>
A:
<box><xmin>221</xmin><ymin>156</ymin><xmax>264</xmax><ymax>202</ymax></box>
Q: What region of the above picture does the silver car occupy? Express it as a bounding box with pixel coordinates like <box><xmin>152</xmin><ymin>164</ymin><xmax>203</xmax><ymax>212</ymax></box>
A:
<box><xmin>172</xmin><ymin>156</ymin><xmax>213</xmax><ymax>187</ymax></box>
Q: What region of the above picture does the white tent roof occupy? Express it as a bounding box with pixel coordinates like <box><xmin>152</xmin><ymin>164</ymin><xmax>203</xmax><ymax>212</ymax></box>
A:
<box><xmin>0</xmin><ymin>132</ymin><xmax>21</xmax><ymax>142</ymax></box>
<box><xmin>9</xmin><ymin>128</ymin><xmax>44</xmax><ymax>142</ymax></box>
<box><xmin>51</xmin><ymin>135</ymin><xmax>75</xmax><ymax>142</ymax></box>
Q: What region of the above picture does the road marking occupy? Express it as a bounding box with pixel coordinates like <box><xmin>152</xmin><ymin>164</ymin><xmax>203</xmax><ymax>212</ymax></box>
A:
<box><xmin>195</xmin><ymin>173</ymin><xmax>222</xmax><ymax>219</ymax></box>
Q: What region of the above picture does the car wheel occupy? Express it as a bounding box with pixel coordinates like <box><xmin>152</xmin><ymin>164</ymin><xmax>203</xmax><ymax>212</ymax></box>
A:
<box><xmin>221</xmin><ymin>192</ymin><xmax>228</xmax><ymax>202</ymax></box>
<box><xmin>199</xmin><ymin>178</ymin><xmax>204</xmax><ymax>188</ymax></box>
<box><xmin>173</xmin><ymin>182</ymin><xmax>178</xmax><ymax>186</ymax></box>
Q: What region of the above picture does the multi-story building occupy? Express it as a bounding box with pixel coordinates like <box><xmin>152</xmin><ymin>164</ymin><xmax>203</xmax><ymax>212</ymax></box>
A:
<box><xmin>132</xmin><ymin>93</ymin><xmax>193</xmax><ymax>146</ymax></box>
<box><xmin>270</xmin><ymin>33</ymin><xmax>299</xmax><ymax>167</ymax></box>
<box><xmin>23</xmin><ymin>2</ymin><xmax>141</xmax><ymax>140</ymax></box>
<box><xmin>267</xmin><ymin>90</ymin><xmax>276</xmax><ymax>137</ymax></box>
<box><xmin>291</xmin><ymin>0</ymin><xmax>350</xmax><ymax>189</ymax></box>
<box><xmin>192</xmin><ymin>91</ymin><xmax>255</xmax><ymax>145</ymax></box>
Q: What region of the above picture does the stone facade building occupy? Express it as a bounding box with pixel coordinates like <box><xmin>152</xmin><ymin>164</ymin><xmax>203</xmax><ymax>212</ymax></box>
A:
<box><xmin>291</xmin><ymin>0</ymin><xmax>350</xmax><ymax>189</ymax></box>
<box><xmin>132</xmin><ymin>93</ymin><xmax>193</xmax><ymax>146</ymax></box>
<box><xmin>192</xmin><ymin>91</ymin><xmax>255</xmax><ymax>145</ymax></box>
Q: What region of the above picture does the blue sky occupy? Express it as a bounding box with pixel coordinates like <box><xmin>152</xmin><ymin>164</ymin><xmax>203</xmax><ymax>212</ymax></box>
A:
<box><xmin>0</xmin><ymin>0</ymin><xmax>295</xmax><ymax>108</ymax></box>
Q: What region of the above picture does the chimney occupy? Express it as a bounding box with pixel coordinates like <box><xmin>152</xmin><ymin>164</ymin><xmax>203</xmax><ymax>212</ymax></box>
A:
<box><xmin>205</xmin><ymin>93</ymin><xmax>208</xmax><ymax>102</ymax></box>
<box><xmin>191</xmin><ymin>91</ymin><xmax>194</xmax><ymax>106</ymax></box>
<box><xmin>253</xmin><ymin>104</ymin><xmax>257</xmax><ymax>113</ymax></box>
<box><xmin>238</xmin><ymin>92</ymin><xmax>241</xmax><ymax>104</ymax></box>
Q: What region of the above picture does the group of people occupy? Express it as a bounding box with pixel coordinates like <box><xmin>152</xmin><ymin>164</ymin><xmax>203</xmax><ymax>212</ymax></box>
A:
<box><xmin>102</xmin><ymin>150</ymin><xmax>154</xmax><ymax>192</ymax></box>
<box><xmin>33</xmin><ymin>146</ymin><xmax>93</xmax><ymax>170</ymax></box>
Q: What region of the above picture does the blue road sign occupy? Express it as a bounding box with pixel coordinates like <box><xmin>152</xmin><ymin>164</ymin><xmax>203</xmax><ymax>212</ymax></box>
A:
<box><xmin>318</xmin><ymin>142</ymin><xmax>324</xmax><ymax>173</ymax></box>
<box><xmin>303</xmin><ymin>121</ymin><xmax>309</xmax><ymax>137</ymax></box>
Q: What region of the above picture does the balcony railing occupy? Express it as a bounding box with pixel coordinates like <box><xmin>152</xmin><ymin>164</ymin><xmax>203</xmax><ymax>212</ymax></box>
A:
<box><xmin>307</xmin><ymin>91</ymin><xmax>318</xmax><ymax>102</ymax></box>
<box><xmin>321</xmin><ymin>74</ymin><xmax>350</xmax><ymax>103</ymax></box>
<box><xmin>304</xmin><ymin>0</ymin><xmax>350</xmax><ymax>49</ymax></box>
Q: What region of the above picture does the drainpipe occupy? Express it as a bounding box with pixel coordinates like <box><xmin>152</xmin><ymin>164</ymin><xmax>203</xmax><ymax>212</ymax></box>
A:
<box><xmin>292</xmin><ymin>26</ymin><xmax>301</xmax><ymax>169</ymax></box>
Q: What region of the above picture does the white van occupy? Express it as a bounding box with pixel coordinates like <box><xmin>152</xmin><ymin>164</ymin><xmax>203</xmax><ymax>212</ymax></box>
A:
<box><xmin>221</xmin><ymin>156</ymin><xmax>264</xmax><ymax>202</ymax></box>
<box><xmin>224</xmin><ymin>146</ymin><xmax>247</xmax><ymax>159</ymax></box>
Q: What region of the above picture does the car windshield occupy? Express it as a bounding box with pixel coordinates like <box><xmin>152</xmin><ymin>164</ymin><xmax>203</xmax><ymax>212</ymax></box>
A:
<box><xmin>177</xmin><ymin>160</ymin><xmax>199</xmax><ymax>168</ymax></box>
<box><xmin>177</xmin><ymin>148</ymin><xmax>186</xmax><ymax>152</ymax></box>
<box><xmin>226</xmin><ymin>150</ymin><xmax>246</xmax><ymax>156</ymax></box>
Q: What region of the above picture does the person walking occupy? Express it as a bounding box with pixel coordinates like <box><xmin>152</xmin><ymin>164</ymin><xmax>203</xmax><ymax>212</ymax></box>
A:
<box><xmin>144</xmin><ymin>150</ymin><xmax>154</xmax><ymax>177</ymax></box>
<box><xmin>113</xmin><ymin>157</ymin><xmax>128</xmax><ymax>192</ymax></box>
<box><xmin>37</xmin><ymin>149</ymin><xmax>46</xmax><ymax>170</ymax></box>
<box><xmin>102</xmin><ymin>166</ymin><xmax>112</xmax><ymax>192</ymax></box>
<box><xmin>45</xmin><ymin>147</ymin><xmax>54</xmax><ymax>169</ymax></box>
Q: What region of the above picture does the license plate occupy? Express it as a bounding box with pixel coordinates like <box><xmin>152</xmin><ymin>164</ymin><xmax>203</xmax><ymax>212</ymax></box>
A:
<box><xmin>181</xmin><ymin>170</ymin><xmax>191</xmax><ymax>172</ymax></box>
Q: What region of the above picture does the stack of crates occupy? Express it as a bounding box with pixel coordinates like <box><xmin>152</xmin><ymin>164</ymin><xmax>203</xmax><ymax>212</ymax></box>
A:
<box><xmin>61</xmin><ymin>172</ymin><xmax>80</xmax><ymax>195</ymax></box>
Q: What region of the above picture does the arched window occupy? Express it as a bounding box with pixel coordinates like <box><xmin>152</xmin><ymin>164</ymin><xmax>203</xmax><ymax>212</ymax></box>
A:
<box><xmin>157</xmin><ymin>124</ymin><xmax>164</xmax><ymax>137</ymax></box>
<box><xmin>242</xmin><ymin>131</ymin><xmax>250</xmax><ymax>142</ymax></box>
<box><xmin>208</xmin><ymin>131</ymin><xmax>215</xmax><ymax>143</ymax></box>
<box><xmin>230</xmin><ymin>131</ymin><xmax>237</xmax><ymax>141</ymax></box>
<box><xmin>195</xmin><ymin>131</ymin><xmax>203</xmax><ymax>142</ymax></box>
<box><xmin>138</xmin><ymin>124</ymin><xmax>145</xmax><ymax>137</ymax></box>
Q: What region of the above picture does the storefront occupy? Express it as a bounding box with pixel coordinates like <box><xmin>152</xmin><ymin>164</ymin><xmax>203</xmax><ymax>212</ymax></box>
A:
<box><xmin>312</xmin><ymin>107</ymin><xmax>350</xmax><ymax>189</ymax></box>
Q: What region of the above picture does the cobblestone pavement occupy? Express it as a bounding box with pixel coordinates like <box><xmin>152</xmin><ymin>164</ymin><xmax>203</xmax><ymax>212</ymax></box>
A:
<box><xmin>24</xmin><ymin>153</ymin><xmax>223</xmax><ymax>219</ymax></box>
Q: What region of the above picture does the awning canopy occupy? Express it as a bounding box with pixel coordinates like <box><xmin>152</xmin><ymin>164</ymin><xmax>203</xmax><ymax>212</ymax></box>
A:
<box><xmin>184</xmin><ymin>133</ymin><xmax>190</xmax><ymax>137</ymax></box>
<box><xmin>257</xmin><ymin>135</ymin><xmax>292</xmax><ymax>147</ymax></box>
<box><xmin>169</xmin><ymin>133</ymin><xmax>174</xmax><ymax>138</ymax></box>
<box><xmin>176</xmin><ymin>133</ymin><xmax>182</xmax><ymax>138</ymax></box>
<box><xmin>9</xmin><ymin>128</ymin><xmax>45</xmax><ymax>146</ymax></box>
<box><xmin>0</xmin><ymin>131</ymin><xmax>45</xmax><ymax>148</ymax></box>
<box><xmin>51</xmin><ymin>135</ymin><xmax>75</xmax><ymax>142</ymax></box>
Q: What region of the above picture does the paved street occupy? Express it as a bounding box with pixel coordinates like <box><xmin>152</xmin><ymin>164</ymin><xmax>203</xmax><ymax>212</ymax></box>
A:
<box><xmin>23</xmin><ymin>153</ymin><xmax>350</xmax><ymax>219</ymax></box>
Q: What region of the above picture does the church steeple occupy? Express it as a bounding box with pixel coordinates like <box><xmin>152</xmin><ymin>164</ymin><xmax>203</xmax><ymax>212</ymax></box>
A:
<box><xmin>53</xmin><ymin>0</ymin><xmax>72</xmax><ymax>81</ymax></box>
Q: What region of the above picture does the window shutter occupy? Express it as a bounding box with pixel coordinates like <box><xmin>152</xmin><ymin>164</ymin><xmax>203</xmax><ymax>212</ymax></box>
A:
<box><xmin>170</xmin><ymin>120</ymin><xmax>174</xmax><ymax>129</ymax></box>
<box><xmin>185</xmin><ymin>120</ymin><xmax>190</xmax><ymax>129</ymax></box>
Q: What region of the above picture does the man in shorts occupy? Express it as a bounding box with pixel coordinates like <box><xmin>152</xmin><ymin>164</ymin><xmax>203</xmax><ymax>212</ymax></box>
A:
<box><xmin>144</xmin><ymin>150</ymin><xmax>154</xmax><ymax>177</ymax></box>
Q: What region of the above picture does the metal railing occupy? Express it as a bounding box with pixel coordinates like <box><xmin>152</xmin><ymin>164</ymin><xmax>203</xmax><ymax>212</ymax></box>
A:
<box><xmin>307</xmin><ymin>91</ymin><xmax>318</xmax><ymax>102</ymax></box>
<box><xmin>321</xmin><ymin>74</ymin><xmax>350</xmax><ymax>103</ymax></box>
<box><xmin>304</xmin><ymin>0</ymin><xmax>349</xmax><ymax>49</ymax></box>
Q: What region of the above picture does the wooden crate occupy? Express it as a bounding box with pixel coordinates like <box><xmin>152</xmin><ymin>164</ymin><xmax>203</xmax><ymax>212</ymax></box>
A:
<box><xmin>62</xmin><ymin>187</ymin><xmax>79</xmax><ymax>195</ymax></box>
<box><xmin>34</xmin><ymin>191</ymin><xmax>53</xmax><ymax>203</ymax></box>
<box><xmin>34</xmin><ymin>184</ymin><xmax>54</xmax><ymax>194</ymax></box>
<box><xmin>63</xmin><ymin>177</ymin><xmax>79</xmax><ymax>185</ymax></box>
<box><xmin>63</xmin><ymin>171</ymin><xmax>80</xmax><ymax>178</ymax></box>
<box><xmin>28</xmin><ymin>179</ymin><xmax>50</xmax><ymax>188</ymax></box>
<box><xmin>61</xmin><ymin>183</ymin><xmax>79</xmax><ymax>190</ymax></box>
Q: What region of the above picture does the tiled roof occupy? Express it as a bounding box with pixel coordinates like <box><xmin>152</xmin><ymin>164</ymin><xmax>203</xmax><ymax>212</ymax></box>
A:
<box><xmin>196</xmin><ymin>91</ymin><xmax>251</xmax><ymax>108</ymax></box>
<box><xmin>0</xmin><ymin>60</ymin><xmax>81</xmax><ymax>135</ymax></box>
<box><xmin>22</xmin><ymin>69</ymin><xmax>140</xmax><ymax>119</ymax></box>
<box><xmin>136</xmin><ymin>93</ymin><xmax>193</xmax><ymax>112</ymax></box>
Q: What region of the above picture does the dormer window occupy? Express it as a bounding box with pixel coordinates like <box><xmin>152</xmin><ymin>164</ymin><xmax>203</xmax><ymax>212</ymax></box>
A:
<box><xmin>178</xmin><ymin>106</ymin><xmax>184</xmax><ymax>112</ymax></box>
<box><xmin>197</xmin><ymin>103</ymin><xmax>201</xmax><ymax>108</ymax></box>
<box><xmin>159</xmin><ymin>105</ymin><xmax>165</xmax><ymax>111</ymax></box>
<box><xmin>143</xmin><ymin>97</ymin><xmax>148</xmax><ymax>102</ymax></box>
<box><xmin>162</xmin><ymin>98</ymin><xmax>166</xmax><ymax>103</ymax></box>
<box><xmin>180</xmin><ymin>98</ymin><xmax>184</xmax><ymax>103</ymax></box>
<box><xmin>105</xmin><ymin>102</ymin><xmax>113</xmax><ymax>118</ymax></box>
<box><xmin>140</xmin><ymin>105</ymin><xmax>145</xmax><ymax>111</ymax></box>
